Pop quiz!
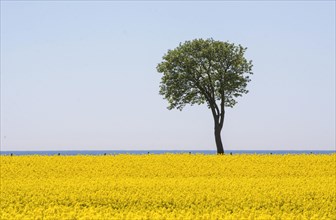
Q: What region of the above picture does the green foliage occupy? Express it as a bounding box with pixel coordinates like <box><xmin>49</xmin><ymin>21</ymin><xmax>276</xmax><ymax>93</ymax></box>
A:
<box><xmin>157</xmin><ymin>38</ymin><xmax>253</xmax><ymax>111</ymax></box>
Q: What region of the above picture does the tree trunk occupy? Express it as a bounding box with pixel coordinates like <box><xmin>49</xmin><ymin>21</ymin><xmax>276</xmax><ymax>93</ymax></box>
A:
<box><xmin>215</xmin><ymin>125</ymin><xmax>224</xmax><ymax>154</ymax></box>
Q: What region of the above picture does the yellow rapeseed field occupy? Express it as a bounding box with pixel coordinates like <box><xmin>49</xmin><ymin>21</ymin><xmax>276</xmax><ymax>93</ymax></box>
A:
<box><xmin>1</xmin><ymin>154</ymin><xmax>335</xmax><ymax>219</ymax></box>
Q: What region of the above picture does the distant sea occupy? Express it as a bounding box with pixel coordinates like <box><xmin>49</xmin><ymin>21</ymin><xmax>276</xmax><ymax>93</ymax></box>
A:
<box><xmin>0</xmin><ymin>150</ymin><xmax>335</xmax><ymax>156</ymax></box>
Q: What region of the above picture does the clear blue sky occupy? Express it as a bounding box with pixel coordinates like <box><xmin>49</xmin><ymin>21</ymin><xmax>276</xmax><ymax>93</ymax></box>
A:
<box><xmin>1</xmin><ymin>1</ymin><xmax>335</xmax><ymax>151</ymax></box>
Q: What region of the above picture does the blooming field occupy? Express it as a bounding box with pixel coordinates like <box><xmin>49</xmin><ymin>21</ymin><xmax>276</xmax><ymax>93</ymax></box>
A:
<box><xmin>1</xmin><ymin>154</ymin><xmax>335</xmax><ymax>219</ymax></box>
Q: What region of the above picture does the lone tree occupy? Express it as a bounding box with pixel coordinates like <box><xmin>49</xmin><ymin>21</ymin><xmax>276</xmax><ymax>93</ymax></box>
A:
<box><xmin>157</xmin><ymin>38</ymin><xmax>253</xmax><ymax>154</ymax></box>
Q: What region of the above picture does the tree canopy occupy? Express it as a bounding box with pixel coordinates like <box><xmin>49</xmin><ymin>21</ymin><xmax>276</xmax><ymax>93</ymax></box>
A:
<box><xmin>157</xmin><ymin>38</ymin><xmax>253</xmax><ymax>111</ymax></box>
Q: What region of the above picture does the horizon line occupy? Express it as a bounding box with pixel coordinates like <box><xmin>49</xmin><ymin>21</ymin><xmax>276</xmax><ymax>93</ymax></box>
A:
<box><xmin>1</xmin><ymin>149</ymin><xmax>335</xmax><ymax>152</ymax></box>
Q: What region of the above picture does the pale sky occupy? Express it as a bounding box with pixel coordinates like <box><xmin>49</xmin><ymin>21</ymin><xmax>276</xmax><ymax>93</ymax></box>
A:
<box><xmin>1</xmin><ymin>1</ymin><xmax>335</xmax><ymax>151</ymax></box>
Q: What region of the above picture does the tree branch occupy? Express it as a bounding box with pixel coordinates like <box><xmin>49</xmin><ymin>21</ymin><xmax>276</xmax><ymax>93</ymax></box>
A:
<box><xmin>202</xmin><ymin>58</ymin><xmax>221</xmax><ymax>118</ymax></box>
<box><xmin>201</xmin><ymin>59</ymin><xmax>215</xmax><ymax>100</ymax></box>
<box><xmin>190</xmin><ymin>76</ymin><xmax>220</xmax><ymax>124</ymax></box>
<box><xmin>219</xmin><ymin>94</ymin><xmax>225</xmax><ymax>129</ymax></box>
